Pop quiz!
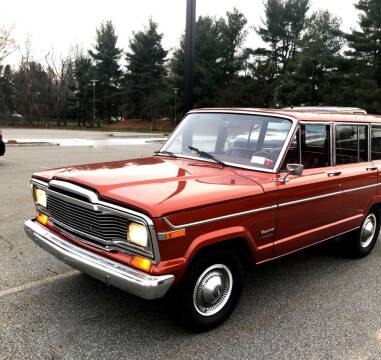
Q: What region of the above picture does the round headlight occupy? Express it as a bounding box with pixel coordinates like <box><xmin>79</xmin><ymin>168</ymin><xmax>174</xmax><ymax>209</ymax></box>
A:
<box><xmin>34</xmin><ymin>187</ymin><xmax>47</xmax><ymax>208</ymax></box>
<box><xmin>127</xmin><ymin>223</ymin><xmax>148</xmax><ymax>248</ymax></box>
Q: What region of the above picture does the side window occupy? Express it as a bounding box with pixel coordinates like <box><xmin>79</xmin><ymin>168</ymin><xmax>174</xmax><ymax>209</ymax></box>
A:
<box><xmin>283</xmin><ymin>124</ymin><xmax>331</xmax><ymax>169</ymax></box>
<box><xmin>301</xmin><ymin>125</ymin><xmax>331</xmax><ymax>169</ymax></box>
<box><xmin>283</xmin><ymin>131</ymin><xmax>300</xmax><ymax>167</ymax></box>
<box><xmin>336</xmin><ymin>125</ymin><xmax>368</xmax><ymax>165</ymax></box>
<box><xmin>371</xmin><ymin>125</ymin><xmax>381</xmax><ymax>160</ymax></box>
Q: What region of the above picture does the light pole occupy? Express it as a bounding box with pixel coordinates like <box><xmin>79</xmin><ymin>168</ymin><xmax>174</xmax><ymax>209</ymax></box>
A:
<box><xmin>173</xmin><ymin>88</ymin><xmax>179</xmax><ymax>124</ymax></box>
<box><xmin>184</xmin><ymin>0</ymin><xmax>196</xmax><ymax>113</ymax></box>
<box><xmin>90</xmin><ymin>79</ymin><xmax>98</xmax><ymax>127</ymax></box>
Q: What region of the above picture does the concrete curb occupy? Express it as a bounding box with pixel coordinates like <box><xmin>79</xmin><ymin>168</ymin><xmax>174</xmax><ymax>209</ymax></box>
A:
<box><xmin>6</xmin><ymin>142</ymin><xmax>59</xmax><ymax>147</ymax></box>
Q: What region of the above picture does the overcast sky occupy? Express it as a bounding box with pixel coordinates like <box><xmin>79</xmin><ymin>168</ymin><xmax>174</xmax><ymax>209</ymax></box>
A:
<box><xmin>2</xmin><ymin>0</ymin><xmax>359</xmax><ymax>66</ymax></box>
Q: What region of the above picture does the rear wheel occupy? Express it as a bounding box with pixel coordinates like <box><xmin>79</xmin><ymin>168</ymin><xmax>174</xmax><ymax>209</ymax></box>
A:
<box><xmin>175</xmin><ymin>249</ymin><xmax>243</xmax><ymax>331</ymax></box>
<box><xmin>344</xmin><ymin>211</ymin><xmax>380</xmax><ymax>258</ymax></box>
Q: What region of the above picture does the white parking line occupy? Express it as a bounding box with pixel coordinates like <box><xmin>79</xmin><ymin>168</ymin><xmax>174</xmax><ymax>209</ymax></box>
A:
<box><xmin>0</xmin><ymin>270</ymin><xmax>79</xmax><ymax>299</ymax></box>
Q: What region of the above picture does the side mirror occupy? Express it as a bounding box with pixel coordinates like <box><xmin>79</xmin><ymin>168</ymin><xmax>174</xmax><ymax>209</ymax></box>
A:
<box><xmin>287</xmin><ymin>163</ymin><xmax>304</xmax><ymax>176</ymax></box>
<box><xmin>280</xmin><ymin>164</ymin><xmax>304</xmax><ymax>183</ymax></box>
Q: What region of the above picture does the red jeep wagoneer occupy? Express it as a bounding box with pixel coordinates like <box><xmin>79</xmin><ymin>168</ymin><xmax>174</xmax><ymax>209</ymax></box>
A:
<box><xmin>25</xmin><ymin>108</ymin><xmax>381</xmax><ymax>330</ymax></box>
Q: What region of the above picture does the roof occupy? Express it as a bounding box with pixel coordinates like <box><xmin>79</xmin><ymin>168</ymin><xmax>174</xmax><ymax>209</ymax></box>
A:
<box><xmin>191</xmin><ymin>107</ymin><xmax>381</xmax><ymax>124</ymax></box>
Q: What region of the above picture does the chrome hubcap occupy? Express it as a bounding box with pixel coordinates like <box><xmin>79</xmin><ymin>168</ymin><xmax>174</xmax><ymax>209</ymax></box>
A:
<box><xmin>193</xmin><ymin>264</ymin><xmax>233</xmax><ymax>316</ymax></box>
<box><xmin>360</xmin><ymin>214</ymin><xmax>377</xmax><ymax>248</ymax></box>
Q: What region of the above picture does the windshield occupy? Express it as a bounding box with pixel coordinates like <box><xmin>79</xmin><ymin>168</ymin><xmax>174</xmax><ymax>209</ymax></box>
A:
<box><xmin>160</xmin><ymin>113</ymin><xmax>293</xmax><ymax>170</ymax></box>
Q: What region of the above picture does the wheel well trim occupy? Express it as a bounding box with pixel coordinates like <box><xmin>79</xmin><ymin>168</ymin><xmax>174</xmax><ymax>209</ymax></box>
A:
<box><xmin>184</xmin><ymin>226</ymin><xmax>256</xmax><ymax>264</ymax></box>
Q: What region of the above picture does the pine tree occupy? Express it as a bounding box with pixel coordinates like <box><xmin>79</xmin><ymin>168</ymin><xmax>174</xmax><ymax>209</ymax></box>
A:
<box><xmin>346</xmin><ymin>0</ymin><xmax>381</xmax><ymax>112</ymax></box>
<box><xmin>89</xmin><ymin>21</ymin><xmax>122</xmax><ymax>124</ymax></box>
<box><xmin>286</xmin><ymin>10</ymin><xmax>345</xmax><ymax>106</ymax></box>
<box><xmin>170</xmin><ymin>16</ymin><xmax>225</xmax><ymax>109</ymax></box>
<box><xmin>74</xmin><ymin>55</ymin><xmax>95</xmax><ymax>126</ymax></box>
<box><xmin>0</xmin><ymin>65</ymin><xmax>16</xmax><ymax>116</ymax></box>
<box><xmin>125</xmin><ymin>19</ymin><xmax>167</xmax><ymax>120</ymax></box>
<box><xmin>255</xmin><ymin>0</ymin><xmax>310</xmax><ymax>106</ymax></box>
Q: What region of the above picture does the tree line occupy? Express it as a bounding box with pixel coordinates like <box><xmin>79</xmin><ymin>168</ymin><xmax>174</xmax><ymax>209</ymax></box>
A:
<box><xmin>0</xmin><ymin>0</ymin><xmax>380</xmax><ymax>128</ymax></box>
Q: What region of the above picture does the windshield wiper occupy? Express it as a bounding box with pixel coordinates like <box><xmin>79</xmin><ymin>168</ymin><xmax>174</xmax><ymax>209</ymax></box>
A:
<box><xmin>154</xmin><ymin>150</ymin><xmax>178</xmax><ymax>158</ymax></box>
<box><xmin>188</xmin><ymin>146</ymin><xmax>226</xmax><ymax>166</ymax></box>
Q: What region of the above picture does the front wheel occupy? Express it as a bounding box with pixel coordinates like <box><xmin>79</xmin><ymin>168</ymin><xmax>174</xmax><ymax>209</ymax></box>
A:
<box><xmin>175</xmin><ymin>250</ymin><xmax>243</xmax><ymax>331</ymax></box>
<box><xmin>344</xmin><ymin>211</ymin><xmax>380</xmax><ymax>258</ymax></box>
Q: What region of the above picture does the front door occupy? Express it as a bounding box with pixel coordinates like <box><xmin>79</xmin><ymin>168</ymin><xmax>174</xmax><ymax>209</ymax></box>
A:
<box><xmin>274</xmin><ymin>123</ymin><xmax>344</xmax><ymax>257</ymax></box>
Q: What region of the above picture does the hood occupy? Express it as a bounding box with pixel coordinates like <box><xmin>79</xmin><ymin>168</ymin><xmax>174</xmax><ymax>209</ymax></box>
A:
<box><xmin>35</xmin><ymin>157</ymin><xmax>267</xmax><ymax>217</ymax></box>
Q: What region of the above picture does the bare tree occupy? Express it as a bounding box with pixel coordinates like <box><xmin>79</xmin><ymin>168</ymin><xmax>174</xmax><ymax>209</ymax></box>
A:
<box><xmin>0</xmin><ymin>24</ymin><xmax>15</xmax><ymax>62</ymax></box>
<box><xmin>45</xmin><ymin>48</ymin><xmax>74</xmax><ymax>126</ymax></box>
<box><xmin>19</xmin><ymin>37</ymin><xmax>44</xmax><ymax>126</ymax></box>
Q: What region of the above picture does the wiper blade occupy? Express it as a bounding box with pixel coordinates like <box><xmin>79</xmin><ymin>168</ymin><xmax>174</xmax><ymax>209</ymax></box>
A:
<box><xmin>154</xmin><ymin>150</ymin><xmax>178</xmax><ymax>158</ymax></box>
<box><xmin>188</xmin><ymin>146</ymin><xmax>226</xmax><ymax>166</ymax></box>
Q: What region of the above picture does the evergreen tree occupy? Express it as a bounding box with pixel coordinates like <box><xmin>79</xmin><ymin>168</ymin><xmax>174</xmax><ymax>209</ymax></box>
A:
<box><xmin>14</xmin><ymin>61</ymin><xmax>54</xmax><ymax>124</ymax></box>
<box><xmin>89</xmin><ymin>21</ymin><xmax>122</xmax><ymax>124</ymax></box>
<box><xmin>286</xmin><ymin>10</ymin><xmax>345</xmax><ymax>106</ymax></box>
<box><xmin>346</xmin><ymin>0</ymin><xmax>381</xmax><ymax>112</ymax></box>
<box><xmin>0</xmin><ymin>65</ymin><xmax>16</xmax><ymax>116</ymax></box>
<box><xmin>74</xmin><ymin>55</ymin><xmax>95</xmax><ymax>126</ymax></box>
<box><xmin>254</xmin><ymin>0</ymin><xmax>310</xmax><ymax>106</ymax></box>
<box><xmin>125</xmin><ymin>19</ymin><xmax>167</xmax><ymax>120</ymax></box>
<box><xmin>170</xmin><ymin>16</ymin><xmax>227</xmax><ymax>109</ymax></box>
<box><xmin>218</xmin><ymin>8</ymin><xmax>249</xmax><ymax>84</ymax></box>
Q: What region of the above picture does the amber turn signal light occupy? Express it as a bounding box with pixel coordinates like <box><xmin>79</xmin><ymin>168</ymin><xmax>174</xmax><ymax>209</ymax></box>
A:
<box><xmin>131</xmin><ymin>256</ymin><xmax>153</xmax><ymax>272</ymax></box>
<box><xmin>161</xmin><ymin>229</ymin><xmax>186</xmax><ymax>240</ymax></box>
<box><xmin>36</xmin><ymin>213</ymin><xmax>49</xmax><ymax>225</ymax></box>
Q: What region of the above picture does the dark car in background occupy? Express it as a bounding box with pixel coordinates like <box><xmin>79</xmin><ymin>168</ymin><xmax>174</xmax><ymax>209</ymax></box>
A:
<box><xmin>0</xmin><ymin>130</ymin><xmax>5</xmax><ymax>156</ymax></box>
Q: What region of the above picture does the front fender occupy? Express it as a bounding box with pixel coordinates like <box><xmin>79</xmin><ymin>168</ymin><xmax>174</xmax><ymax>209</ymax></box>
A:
<box><xmin>184</xmin><ymin>226</ymin><xmax>256</xmax><ymax>263</ymax></box>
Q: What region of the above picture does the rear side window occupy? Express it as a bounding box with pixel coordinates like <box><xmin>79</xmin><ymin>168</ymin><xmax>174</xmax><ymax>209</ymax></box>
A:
<box><xmin>371</xmin><ymin>125</ymin><xmax>381</xmax><ymax>160</ymax></box>
<box><xmin>336</xmin><ymin>125</ymin><xmax>368</xmax><ymax>164</ymax></box>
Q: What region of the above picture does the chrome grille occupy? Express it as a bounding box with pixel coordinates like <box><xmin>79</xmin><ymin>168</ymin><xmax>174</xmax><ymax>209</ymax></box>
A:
<box><xmin>47</xmin><ymin>193</ymin><xmax>130</xmax><ymax>245</ymax></box>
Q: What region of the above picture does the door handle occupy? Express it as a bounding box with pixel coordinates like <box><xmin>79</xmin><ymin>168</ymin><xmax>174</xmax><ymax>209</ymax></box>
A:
<box><xmin>327</xmin><ymin>171</ymin><xmax>342</xmax><ymax>177</ymax></box>
<box><xmin>366</xmin><ymin>166</ymin><xmax>378</xmax><ymax>171</ymax></box>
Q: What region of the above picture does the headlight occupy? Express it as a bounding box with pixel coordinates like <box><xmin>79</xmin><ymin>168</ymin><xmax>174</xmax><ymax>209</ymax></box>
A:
<box><xmin>33</xmin><ymin>187</ymin><xmax>47</xmax><ymax>208</ymax></box>
<box><xmin>127</xmin><ymin>222</ymin><xmax>148</xmax><ymax>248</ymax></box>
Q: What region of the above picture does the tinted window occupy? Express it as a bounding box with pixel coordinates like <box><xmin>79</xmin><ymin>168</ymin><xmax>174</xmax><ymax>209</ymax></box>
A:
<box><xmin>302</xmin><ymin>125</ymin><xmax>331</xmax><ymax>169</ymax></box>
<box><xmin>336</xmin><ymin>125</ymin><xmax>368</xmax><ymax>164</ymax></box>
<box><xmin>283</xmin><ymin>124</ymin><xmax>331</xmax><ymax>169</ymax></box>
<box><xmin>371</xmin><ymin>125</ymin><xmax>381</xmax><ymax>160</ymax></box>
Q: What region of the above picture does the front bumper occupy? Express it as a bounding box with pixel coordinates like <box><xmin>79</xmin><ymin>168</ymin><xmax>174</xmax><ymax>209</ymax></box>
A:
<box><xmin>24</xmin><ymin>220</ymin><xmax>175</xmax><ymax>300</ymax></box>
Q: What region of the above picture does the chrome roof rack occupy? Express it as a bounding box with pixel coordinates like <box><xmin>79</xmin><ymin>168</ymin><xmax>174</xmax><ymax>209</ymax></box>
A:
<box><xmin>282</xmin><ymin>107</ymin><xmax>368</xmax><ymax>115</ymax></box>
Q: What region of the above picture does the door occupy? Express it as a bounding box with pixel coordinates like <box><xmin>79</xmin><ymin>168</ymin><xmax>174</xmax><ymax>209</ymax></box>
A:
<box><xmin>275</xmin><ymin>123</ymin><xmax>344</xmax><ymax>257</ymax></box>
<box><xmin>334</xmin><ymin>124</ymin><xmax>377</xmax><ymax>229</ymax></box>
<box><xmin>370</xmin><ymin>124</ymin><xmax>381</xmax><ymax>195</ymax></box>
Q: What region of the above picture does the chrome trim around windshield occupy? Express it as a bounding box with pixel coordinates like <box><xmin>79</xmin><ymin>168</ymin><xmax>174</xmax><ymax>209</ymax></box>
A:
<box><xmin>159</xmin><ymin>110</ymin><xmax>299</xmax><ymax>174</ymax></box>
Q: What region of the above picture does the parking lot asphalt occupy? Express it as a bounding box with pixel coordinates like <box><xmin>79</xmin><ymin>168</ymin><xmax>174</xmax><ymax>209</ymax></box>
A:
<box><xmin>0</xmin><ymin>138</ymin><xmax>381</xmax><ymax>360</ymax></box>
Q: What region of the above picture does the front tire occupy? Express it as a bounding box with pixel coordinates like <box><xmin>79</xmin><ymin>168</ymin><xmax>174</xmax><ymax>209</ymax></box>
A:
<box><xmin>345</xmin><ymin>211</ymin><xmax>380</xmax><ymax>258</ymax></box>
<box><xmin>176</xmin><ymin>249</ymin><xmax>243</xmax><ymax>332</ymax></box>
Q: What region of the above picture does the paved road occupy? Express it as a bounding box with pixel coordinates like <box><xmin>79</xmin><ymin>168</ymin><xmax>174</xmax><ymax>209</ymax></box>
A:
<box><xmin>2</xmin><ymin>128</ymin><xmax>165</xmax><ymax>141</ymax></box>
<box><xmin>0</xmin><ymin>141</ymin><xmax>381</xmax><ymax>359</ymax></box>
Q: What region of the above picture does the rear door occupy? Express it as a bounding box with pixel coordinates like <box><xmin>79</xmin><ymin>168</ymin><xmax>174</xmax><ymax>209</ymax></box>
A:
<box><xmin>370</xmin><ymin>124</ymin><xmax>381</xmax><ymax>193</ymax></box>
<box><xmin>334</xmin><ymin>123</ymin><xmax>377</xmax><ymax>229</ymax></box>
